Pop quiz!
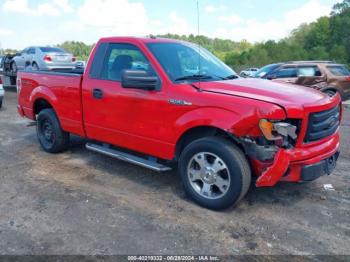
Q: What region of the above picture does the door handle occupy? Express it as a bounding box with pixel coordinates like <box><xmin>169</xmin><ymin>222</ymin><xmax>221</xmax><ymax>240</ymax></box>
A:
<box><xmin>92</xmin><ymin>88</ymin><xmax>103</xmax><ymax>99</ymax></box>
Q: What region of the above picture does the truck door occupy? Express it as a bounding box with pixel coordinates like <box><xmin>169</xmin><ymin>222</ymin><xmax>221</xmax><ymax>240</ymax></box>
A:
<box><xmin>82</xmin><ymin>42</ymin><xmax>170</xmax><ymax>158</ymax></box>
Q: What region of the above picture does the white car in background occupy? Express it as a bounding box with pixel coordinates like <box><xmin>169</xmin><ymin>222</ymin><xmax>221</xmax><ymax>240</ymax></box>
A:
<box><xmin>0</xmin><ymin>76</ymin><xmax>4</xmax><ymax>108</ymax></box>
<box><xmin>240</xmin><ymin>68</ymin><xmax>259</xmax><ymax>78</ymax></box>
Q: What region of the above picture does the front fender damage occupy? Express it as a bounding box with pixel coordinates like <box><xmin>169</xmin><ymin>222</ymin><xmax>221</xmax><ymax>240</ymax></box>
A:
<box><xmin>255</xmin><ymin>149</ymin><xmax>290</xmax><ymax>187</ymax></box>
<box><xmin>239</xmin><ymin>137</ymin><xmax>290</xmax><ymax>187</ymax></box>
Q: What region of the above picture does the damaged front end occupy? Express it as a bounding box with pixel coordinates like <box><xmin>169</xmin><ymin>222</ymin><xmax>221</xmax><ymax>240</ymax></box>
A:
<box><xmin>239</xmin><ymin>119</ymin><xmax>301</xmax><ymax>187</ymax></box>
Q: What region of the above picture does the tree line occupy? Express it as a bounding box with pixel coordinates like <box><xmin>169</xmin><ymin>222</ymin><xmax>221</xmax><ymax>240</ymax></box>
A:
<box><xmin>161</xmin><ymin>0</ymin><xmax>350</xmax><ymax>72</ymax></box>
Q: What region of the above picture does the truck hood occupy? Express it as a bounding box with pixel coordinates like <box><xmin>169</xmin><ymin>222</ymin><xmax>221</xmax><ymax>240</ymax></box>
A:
<box><xmin>198</xmin><ymin>78</ymin><xmax>332</xmax><ymax>118</ymax></box>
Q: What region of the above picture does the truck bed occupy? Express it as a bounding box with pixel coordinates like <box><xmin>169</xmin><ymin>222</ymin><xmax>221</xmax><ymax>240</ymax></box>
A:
<box><xmin>18</xmin><ymin>70</ymin><xmax>86</xmax><ymax>137</ymax></box>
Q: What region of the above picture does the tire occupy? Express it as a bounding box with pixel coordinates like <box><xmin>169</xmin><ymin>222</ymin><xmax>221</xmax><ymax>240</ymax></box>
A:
<box><xmin>323</xmin><ymin>89</ymin><xmax>337</xmax><ymax>98</ymax></box>
<box><xmin>36</xmin><ymin>109</ymin><xmax>69</xmax><ymax>153</ymax></box>
<box><xmin>11</xmin><ymin>62</ymin><xmax>17</xmax><ymax>73</ymax></box>
<box><xmin>32</xmin><ymin>63</ymin><xmax>39</xmax><ymax>71</ymax></box>
<box><xmin>178</xmin><ymin>137</ymin><xmax>251</xmax><ymax>210</ymax></box>
<box><xmin>0</xmin><ymin>100</ymin><xmax>2</xmax><ymax>108</ymax></box>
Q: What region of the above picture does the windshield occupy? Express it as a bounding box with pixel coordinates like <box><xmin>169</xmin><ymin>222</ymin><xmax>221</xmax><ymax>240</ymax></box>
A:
<box><xmin>40</xmin><ymin>47</ymin><xmax>65</xmax><ymax>53</ymax></box>
<box><xmin>147</xmin><ymin>42</ymin><xmax>237</xmax><ymax>82</ymax></box>
<box><xmin>254</xmin><ymin>64</ymin><xmax>281</xmax><ymax>78</ymax></box>
<box><xmin>326</xmin><ymin>65</ymin><xmax>350</xmax><ymax>76</ymax></box>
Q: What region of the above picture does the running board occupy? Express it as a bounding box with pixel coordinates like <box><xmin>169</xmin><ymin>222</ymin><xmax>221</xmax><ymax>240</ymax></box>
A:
<box><xmin>86</xmin><ymin>143</ymin><xmax>172</xmax><ymax>172</ymax></box>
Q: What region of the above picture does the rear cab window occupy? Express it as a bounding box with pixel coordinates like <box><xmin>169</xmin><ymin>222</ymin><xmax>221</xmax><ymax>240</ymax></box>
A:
<box><xmin>326</xmin><ymin>65</ymin><xmax>350</xmax><ymax>76</ymax></box>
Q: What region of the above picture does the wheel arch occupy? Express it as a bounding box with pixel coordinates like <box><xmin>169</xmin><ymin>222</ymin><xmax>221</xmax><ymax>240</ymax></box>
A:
<box><xmin>30</xmin><ymin>87</ymin><xmax>59</xmax><ymax>120</ymax></box>
<box><xmin>175</xmin><ymin>125</ymin><xmax>243</xmax><ymax>160</ymax></box>
<box><xmin>321</xmin><ymin>86</ymin><xmax>344</xmax><ymax>99</ymax></box>
<box><xmin>33</xmin><ymin>98</ymin><xmax>54</xmax><ymax>116</ymax></box>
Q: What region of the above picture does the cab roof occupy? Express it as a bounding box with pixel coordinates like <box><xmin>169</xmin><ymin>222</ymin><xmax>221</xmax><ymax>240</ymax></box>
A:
<box><xmin>99</xmin><ymin>36</ymin><xmax>187</xmax><ymax>44</ymax></box>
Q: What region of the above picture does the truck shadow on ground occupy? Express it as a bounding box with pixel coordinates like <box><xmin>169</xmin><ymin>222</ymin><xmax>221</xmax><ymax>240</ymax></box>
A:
<box><xmin>65</xmin><ymin>135</ymin><xmax>321</xmax><ymax>212</ymax></box>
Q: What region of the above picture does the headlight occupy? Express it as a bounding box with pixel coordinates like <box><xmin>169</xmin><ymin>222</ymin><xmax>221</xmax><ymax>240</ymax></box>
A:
<box><xmin>259</xmin><ymin>119</ymin><xmax>297</xmax><ymax>141</ymax></box>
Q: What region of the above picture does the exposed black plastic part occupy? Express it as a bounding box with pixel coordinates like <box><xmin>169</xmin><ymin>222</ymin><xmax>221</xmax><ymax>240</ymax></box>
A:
<box><xmin>301</xmin><ymin>152</ymin><xmax>340</xmax><ymax>181</ymax></box>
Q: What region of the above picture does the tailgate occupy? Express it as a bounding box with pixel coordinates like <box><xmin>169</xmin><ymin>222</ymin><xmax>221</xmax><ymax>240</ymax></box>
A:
<box><xmin>18</xmin><ymin>71</ymin><xmax>84</xmax><ymax>136</ymax></box>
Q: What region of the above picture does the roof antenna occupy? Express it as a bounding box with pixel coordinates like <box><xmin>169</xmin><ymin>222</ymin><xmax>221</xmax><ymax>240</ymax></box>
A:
<box><xmin>194</xmin><ymin>0</ymin><xmax>203</xmax><ymax>92</ymax></box>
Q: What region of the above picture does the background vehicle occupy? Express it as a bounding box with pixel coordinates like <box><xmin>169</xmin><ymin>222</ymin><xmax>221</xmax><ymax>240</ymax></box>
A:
<box><xmin>255</xmin><ymin>61</ymin><xmax>350</xmax><ymax>101</ymax></box>
<box><xmin>17</xmin><ymin>37</ymin><xmax>341</xmax><ymax>210</ymax></box>
<box><xmin>240</xmin><ymin>68</ymin><xmax>259</xmax><ymax>78</ymax></box>
<box><xmin>253</xmin><ymin>63</ymin><xmax>283</xmax><ymax>78</ymax></box>
<box><xmin>0</xmin><ymin>56</ymin><xmax>4</xmax><ymax>73</ymax></box>
<box><xmin>75</xmin><ymin>60</ymin><xmax>86</xmax><ymax>69</ymax></box>
<box><xmin>0</xmin><ymin>76</ymin><xmax>4</xmax><ymax>108</ymax></box>
<box><xmin>0</xmin><ymin>54</ymin><xmax>18</xmax><ymax>89</ymax></box>
<box><xmin>11</xmin><ymin>46</ymin><xmax>76</xmax><ymax>72</ymax></box>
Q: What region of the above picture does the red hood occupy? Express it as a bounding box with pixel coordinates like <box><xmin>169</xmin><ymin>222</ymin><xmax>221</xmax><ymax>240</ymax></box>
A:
<box><xmin>198</xmin><ymin>78</ymin><xmax>334</xmax><ymax>118</ymax></box>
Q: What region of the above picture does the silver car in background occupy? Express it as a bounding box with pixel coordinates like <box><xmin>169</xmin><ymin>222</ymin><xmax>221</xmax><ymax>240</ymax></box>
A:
<box><xmin>11</xmin><ymin>46</ymin><xmax>76</xmax><ymax>71</ymax></box>
<box><xmin>239</xmin><ymin>67</ymin><xmax>259</xmax><ymax>78</ymax></box>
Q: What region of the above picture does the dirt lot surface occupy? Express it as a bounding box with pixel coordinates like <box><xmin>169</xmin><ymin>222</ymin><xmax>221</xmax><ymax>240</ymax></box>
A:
<box><xmin>0</xmin><ymin>91</ymin><xmax>349</xmax><ymax>256</ymax></box>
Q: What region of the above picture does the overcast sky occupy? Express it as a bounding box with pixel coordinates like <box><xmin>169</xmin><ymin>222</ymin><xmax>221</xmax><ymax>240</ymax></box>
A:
<box><xmin>0</xmin><ymin>0</ymin><xmax>338</xmax><ymax>50</ymax></box>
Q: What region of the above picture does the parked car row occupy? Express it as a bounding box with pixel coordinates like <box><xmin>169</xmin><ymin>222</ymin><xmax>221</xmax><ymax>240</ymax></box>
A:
<box><xmin>240</xmin><ymin>61</ymin><xmax>350</xmax><ymax>101</ymax></box>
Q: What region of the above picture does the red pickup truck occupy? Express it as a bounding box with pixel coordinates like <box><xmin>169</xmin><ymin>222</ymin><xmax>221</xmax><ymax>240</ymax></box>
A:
<box><xmin>17</xmin><ymin>37</ymin><xmax>342</xmax><ymax>210</ymax></box>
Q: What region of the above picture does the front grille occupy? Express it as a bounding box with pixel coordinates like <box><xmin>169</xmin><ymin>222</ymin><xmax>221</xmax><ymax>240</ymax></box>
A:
<box><xmin>304</xmin><ymin>105</ymin><xmax>340</xmax><ymax>143</ymax></box>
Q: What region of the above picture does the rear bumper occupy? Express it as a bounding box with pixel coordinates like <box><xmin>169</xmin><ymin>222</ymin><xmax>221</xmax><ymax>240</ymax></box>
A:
<box><xmin>254</xmin><ymin>132</ymin><xmax>340</xmax><ymax>187</ymax></box>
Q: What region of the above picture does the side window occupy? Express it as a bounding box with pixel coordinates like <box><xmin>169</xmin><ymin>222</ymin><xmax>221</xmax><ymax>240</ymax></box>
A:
<box><xmin>298</xmin><ymin>66</ymin><xmax>322</xmax><ymax>77</ymax></box>
<box><xmin>100</xmin><ymin>43</ymin><xmax>155</xmax><ymax>81</ymax></box>
<box><xmin>28</xmin><ymin>48</ymin><xmax>36</xmax><ymax>54</ymax></box>
<box><xmin>275</xmin><ymin>67</ymin><xmax>297</xmax><ymax>78</ymax></box>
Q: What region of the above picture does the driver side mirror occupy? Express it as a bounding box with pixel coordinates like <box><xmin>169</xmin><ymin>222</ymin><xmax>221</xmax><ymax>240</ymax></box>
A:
<box><xmin>121</xmin><ymin>70</ymin><xmax>159</xmax><ymax>91</ymax></box>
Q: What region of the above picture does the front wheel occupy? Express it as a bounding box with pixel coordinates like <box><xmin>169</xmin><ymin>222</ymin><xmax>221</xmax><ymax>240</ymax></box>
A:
<box><xmin>178</xmin><ymin>137</ymin><xmax>251</xmax><ymax>210</ymax></box>
<box><xmin>37</xmin><ymin>109</ymin><xmax>70</xmax><ymax>153</ymax></box>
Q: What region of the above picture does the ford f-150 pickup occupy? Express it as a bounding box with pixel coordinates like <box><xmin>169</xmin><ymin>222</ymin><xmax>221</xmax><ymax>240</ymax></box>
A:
<box><xmin>17</xmin><ymin>37</ymin><xmax>342</xmax><ymax>210</ymax></box>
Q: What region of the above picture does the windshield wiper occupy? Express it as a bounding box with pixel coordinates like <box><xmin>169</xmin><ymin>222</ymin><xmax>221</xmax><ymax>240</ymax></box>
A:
<box><xmin>174</xmin><ymin>74</ymin><xmax>213</xmax><ymax>82</ymax></box>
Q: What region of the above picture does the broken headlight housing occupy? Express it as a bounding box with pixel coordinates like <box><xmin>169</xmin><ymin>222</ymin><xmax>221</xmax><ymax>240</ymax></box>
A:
<box><xmin>259</xmin><ymin>119</ymin><xmax>299</xmax><ymax>147</ymax></box>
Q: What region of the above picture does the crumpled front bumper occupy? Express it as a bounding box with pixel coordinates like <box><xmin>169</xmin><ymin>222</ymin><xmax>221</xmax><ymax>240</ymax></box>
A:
<box><xmin>253</xmin><ymin>132</ymin><xmax>340</xmax><ymax>187</ymax></box>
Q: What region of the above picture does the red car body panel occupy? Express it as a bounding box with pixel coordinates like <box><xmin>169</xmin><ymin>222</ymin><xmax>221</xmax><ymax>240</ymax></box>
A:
<box><xmin>17</xmin><ymin>37</ymin><xmax>342</xmax><ymax>187</ymax></box>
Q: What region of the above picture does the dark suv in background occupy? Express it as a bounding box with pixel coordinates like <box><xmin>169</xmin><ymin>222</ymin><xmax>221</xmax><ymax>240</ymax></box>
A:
<box><xmin>254</xmin><ymin>61</ymin><xmax>350</xmax><ymax>101</ymax></box>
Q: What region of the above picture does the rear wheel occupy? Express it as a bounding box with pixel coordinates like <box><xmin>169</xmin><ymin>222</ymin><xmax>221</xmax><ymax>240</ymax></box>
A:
<box><xmin>32</xmin><ymin>62</ymin><xmax>39</xmax><ymax>71</ymax></box>
<box><xmin>37</xmin><ymin>109</ymin><xmax>69</xmax><ymax>153</ymax></box>
<box><xmin>178</xmin><ymin>137</ymin><xmax>251</xmax><ymax>210</ymax></box>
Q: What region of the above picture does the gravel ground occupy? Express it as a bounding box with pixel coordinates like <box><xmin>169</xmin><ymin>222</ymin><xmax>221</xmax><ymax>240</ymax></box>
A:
<box><xmin>0</xmin><ymin>90</ymin><xmax>349</xmax><ymax>256</ymax></box>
